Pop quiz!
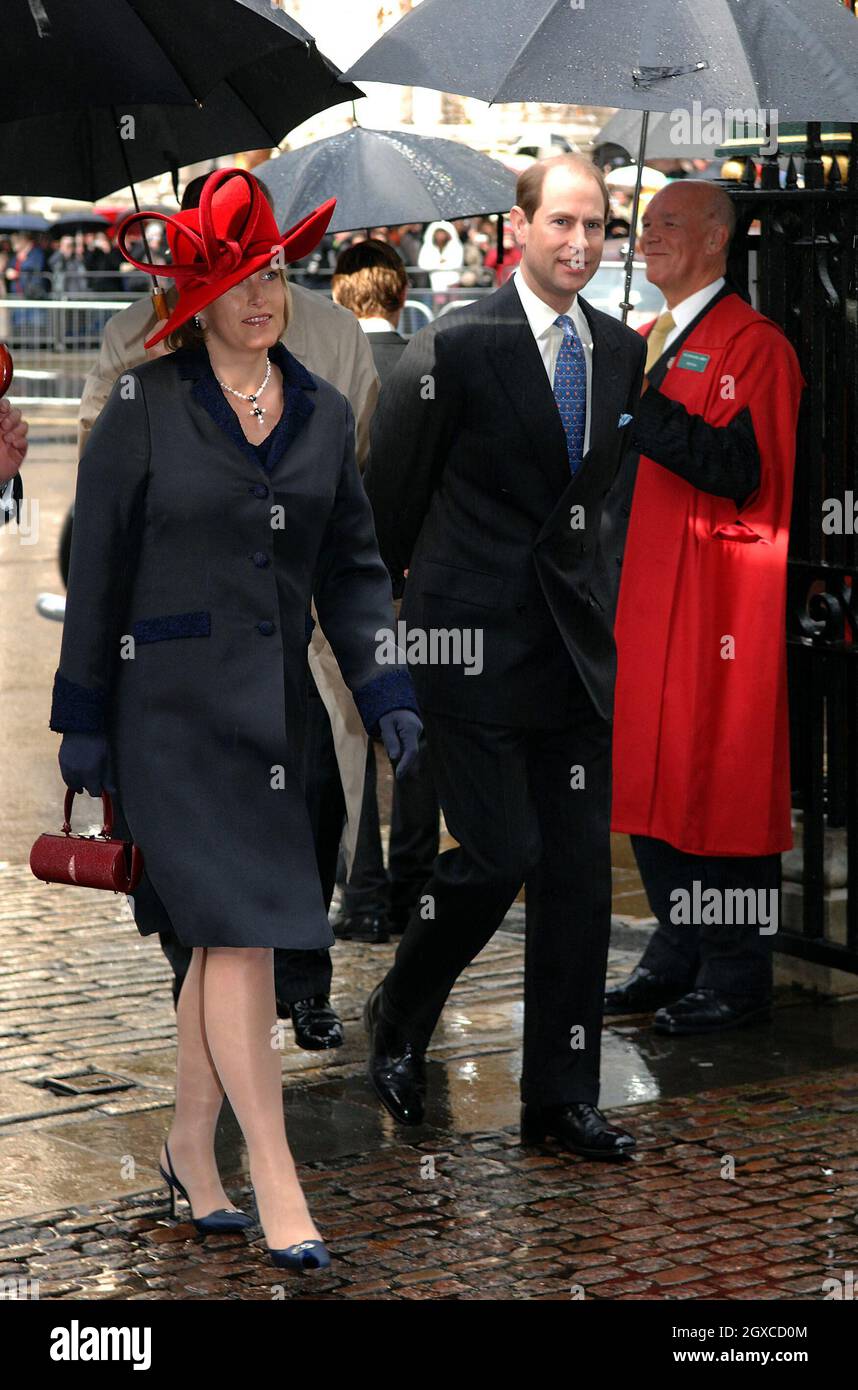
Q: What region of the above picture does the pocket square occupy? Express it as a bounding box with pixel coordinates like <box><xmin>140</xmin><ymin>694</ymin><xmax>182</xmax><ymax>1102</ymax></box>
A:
<box><xmin>618</xmin><ymin>412</ymin><xmax>633</xmax><ymax>428</ymax></box>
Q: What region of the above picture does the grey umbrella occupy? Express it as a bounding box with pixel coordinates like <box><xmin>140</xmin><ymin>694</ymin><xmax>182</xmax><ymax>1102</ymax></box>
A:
<box><xmin>252</xmin><ymin>126</ymin><xmax>518</xmax><ymax>232</ymax></box>
<box><xmin>595</xmin><ymin>108</ymin><xmax>715</xmax><ymax>163</ymax></box>
<box><xmin>343</xmin><ymin>0</ymin><xmax>858</xmax><ymax>319</ymax></box>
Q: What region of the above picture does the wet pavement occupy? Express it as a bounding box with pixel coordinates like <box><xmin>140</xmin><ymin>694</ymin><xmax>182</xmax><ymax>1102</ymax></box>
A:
<box><xmin>1</xmin><ymin>863</ymin><xmax>858</xmax><ymax>1300</ymax></box>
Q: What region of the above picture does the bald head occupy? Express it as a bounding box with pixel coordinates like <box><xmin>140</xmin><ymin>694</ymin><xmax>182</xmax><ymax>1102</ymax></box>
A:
<box><xmin>639</xmin><ymin>179</ymin><xmax>736</xmax><ymax>307</ymax></box>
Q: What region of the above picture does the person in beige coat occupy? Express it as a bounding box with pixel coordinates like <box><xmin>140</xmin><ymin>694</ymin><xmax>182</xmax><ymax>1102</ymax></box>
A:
<box><xmin>76</xmin><ymin>176</ymin><xmax>381</xmax><ymax>1048</ymax></box>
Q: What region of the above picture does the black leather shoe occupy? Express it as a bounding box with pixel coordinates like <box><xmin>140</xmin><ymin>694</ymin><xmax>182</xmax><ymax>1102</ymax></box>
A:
<box><xmin>604</xmin><ymin>964</ymin><xmax>689</xmax><ymax>1016</ymax></box>
<box><xmin>333</xmin><ymin>911</ymin><xmax>390</xmax><ymax>944</ymax></box>
<box><xmin>363</xmin><ymin>982</ymin><xmax>426</xmax><ymax>1125</ymax></box>
<box><xmin>288</xmin><ymin>995</ymin><xmax>344</xmax><ymax>1051</ymax></box>
<box><xmin>653</xmin><ymin>988</ymin><xmax>771</xmax><ymax>1035</ymax></box>
<box><xmin>521</xmin><ymin>1102</ymin><xmax>636</xmax><ymax>1160</ymax></box>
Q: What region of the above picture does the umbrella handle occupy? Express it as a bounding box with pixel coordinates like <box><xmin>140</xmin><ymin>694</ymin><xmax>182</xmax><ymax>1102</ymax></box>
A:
<box><xmin>619</xmin><ymin>110</ymin><xmax>651</xmax><ymax>327</ymax></box>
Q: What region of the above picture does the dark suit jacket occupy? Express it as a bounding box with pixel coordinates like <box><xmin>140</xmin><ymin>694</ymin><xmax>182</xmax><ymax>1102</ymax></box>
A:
<box><xmin>363</xmin><ymin>326</ymin><xmax>408</xmax><ymax>386</ymax></box>
<box><xmin>365</xmin><ymin>275</ymin><xmax>646</xmax><ymax>726</ymax></box>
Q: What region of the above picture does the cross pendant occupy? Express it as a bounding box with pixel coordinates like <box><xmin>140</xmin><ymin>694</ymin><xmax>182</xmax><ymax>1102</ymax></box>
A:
<box><xmin>250</xmin><ymin>404</ymin><xmax>265</xmax><ymax>422</ymax></box>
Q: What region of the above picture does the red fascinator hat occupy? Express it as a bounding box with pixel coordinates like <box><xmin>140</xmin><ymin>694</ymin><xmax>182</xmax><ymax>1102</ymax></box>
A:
<box><xmin>116</xmin><ymin>168</ymin><xmax>336</xmax><ymax>349</ymax></box>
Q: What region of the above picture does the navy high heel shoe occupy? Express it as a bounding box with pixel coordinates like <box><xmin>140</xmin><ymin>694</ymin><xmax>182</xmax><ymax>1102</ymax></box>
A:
<box><xmin>268</xmin><ymin>1239</ymin><xmax>331</xmax><ymax>1272</ymax></box>
<box><xmin>158</xmin><ymin>1141</ymin><xmax>254</xmax><ymax>1234</ymax></box>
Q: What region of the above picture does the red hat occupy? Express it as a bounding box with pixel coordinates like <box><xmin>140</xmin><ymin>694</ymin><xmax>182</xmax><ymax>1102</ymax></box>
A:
<box><xmin>116</xmin><ymin>168</ymin><xmax>336</xmax><ymax>349</ymax></box>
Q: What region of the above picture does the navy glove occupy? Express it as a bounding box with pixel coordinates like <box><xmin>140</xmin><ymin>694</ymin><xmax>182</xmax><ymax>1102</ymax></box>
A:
<box><xmin>379</xmin><ymin>708</ymin><xmax>423</xmax><ymax>781</ymax></box>
<box><xmin>58</xmin><ymin>732</ymin><xmax>116</xmax><ymax>797</ymax></box>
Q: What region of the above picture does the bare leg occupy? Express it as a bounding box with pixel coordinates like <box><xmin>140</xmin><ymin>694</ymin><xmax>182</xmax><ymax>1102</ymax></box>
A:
<box><xmin>202</xmin><ymin>946</ymin><xmax>321</xmax><ymax>1250</ymax></box>
<box><xmin>160</xmin><ymin>946</ymin><xmax>238</xmax><ymax>1217</ymax></box>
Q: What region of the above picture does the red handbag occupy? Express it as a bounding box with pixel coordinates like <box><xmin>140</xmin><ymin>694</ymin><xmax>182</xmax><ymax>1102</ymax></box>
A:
<box><xmin>29</xmin><ymin>790</ymin><xmax>144</xmax><ymax>893</ymax></box>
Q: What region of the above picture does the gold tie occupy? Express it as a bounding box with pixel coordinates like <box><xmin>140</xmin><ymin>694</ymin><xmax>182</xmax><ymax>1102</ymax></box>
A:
<box><xmin>645</xmin><ymin>310</ymin><xmax>676</xmax><ymax>373</ymax></box>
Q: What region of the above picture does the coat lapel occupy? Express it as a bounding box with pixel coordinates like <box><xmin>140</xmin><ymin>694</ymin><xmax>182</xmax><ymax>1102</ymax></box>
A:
<box><xmin>177</xmin><ymin>342</ymin><xmax>317</xmax><ymax>476</ymax></box>
<box><xmin>577</xmin><ymin>294</ymin><xmax>623</xmax><ymax>464</ymax></box>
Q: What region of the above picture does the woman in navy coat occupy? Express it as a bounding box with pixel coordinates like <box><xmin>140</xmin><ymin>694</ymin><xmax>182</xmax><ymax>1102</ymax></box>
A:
<box><xmin>48</xmin><ymin>170</ymin><xmax>421</xmax><ymax>1272</ymax></box>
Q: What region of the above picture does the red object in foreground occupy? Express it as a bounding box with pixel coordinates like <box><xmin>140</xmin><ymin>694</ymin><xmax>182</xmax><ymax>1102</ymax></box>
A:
<box><xmin>30</xmin><ymin>790</ymin><xmax>144</xmax><ymax>893</ymax></box>
<box><xmin>0</xmin><ymin>342</ymin><xmax>13</xmax><ymax>398</ymax></box>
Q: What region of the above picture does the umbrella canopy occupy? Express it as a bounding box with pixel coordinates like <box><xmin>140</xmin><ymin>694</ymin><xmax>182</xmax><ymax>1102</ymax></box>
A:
<box><xmin>342</xmin><ymin>0</ymin><xmax>858</xmax><ymax>120</ymax></box>
<box><xmin>7</xmin><ymin>0</ymin><xmax>323</xmax><ymax>121</ymax></box>
<box><xmin>0</xmin><ymin>213</ymin><xmax>50</xmax><ymax>233</ymax></box>
<box><xmin>49</xmin><ymin>212</ymin><xmax>112</xmax><ymax>234</ymax></box>
<box><xmin>0</xmin><ymin>49</ymin><xmax>362</xmax><ymax>201</ymax></box>
<box><xmin>252</xmin><ymin>127</ymin><xmax>518</xmax><ymax>233</ymax></box>
<box><xmin>596</xmin><ymin>108</ymin><xmax>715</xmax><ymax>162</ymax></box>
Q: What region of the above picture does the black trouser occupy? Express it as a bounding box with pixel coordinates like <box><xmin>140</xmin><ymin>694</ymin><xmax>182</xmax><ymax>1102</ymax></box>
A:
<box><xmin>160</xmin><ymin>672</ymin><xmax>343</xmax><ymax>1007</ymax></box>
<box><xmin>380</xmin><ymin>687</ymin><xmax>613</xmax><ymax>1107</ymax></box>
<box><xmin>631</xmin><ymin>835</ymin><xmax>779</xmax><ymax>1001</ymax></box>
<box><xmin>339</xmin><ymin>734</ymin><xmax>440</xmax><ymax>921</ymax></box>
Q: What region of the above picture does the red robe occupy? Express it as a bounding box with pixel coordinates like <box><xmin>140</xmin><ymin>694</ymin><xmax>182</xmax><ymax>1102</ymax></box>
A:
<box><xmin>611</xmin><ymin>292</ymin><xmax>805</xmax><ymax>856</ymax></box>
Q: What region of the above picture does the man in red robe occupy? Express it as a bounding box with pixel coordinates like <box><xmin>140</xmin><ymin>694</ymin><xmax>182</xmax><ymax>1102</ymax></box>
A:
<box><xmin>605</xmin><ymin>179</ymin><xmax>805</xmax><ymax>1034</ymax></box>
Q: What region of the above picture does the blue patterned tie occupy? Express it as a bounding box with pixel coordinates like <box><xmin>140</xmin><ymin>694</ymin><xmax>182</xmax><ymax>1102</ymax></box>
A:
<box><xmin>552</xmin><ymin>314</ymin><xmax>586</xmax><ymax>474</ymax></box>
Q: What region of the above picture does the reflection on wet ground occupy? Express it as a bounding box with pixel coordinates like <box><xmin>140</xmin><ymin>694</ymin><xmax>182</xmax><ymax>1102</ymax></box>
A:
<box><xmin>2</xmin><ymin>865</ymin><xmax>858</xmax><ymax>1220</ymax></box>
<box><xmin>2</xmin><ymin>866</ymin><xmax>858</xmax><ymax>1300</ymax></box>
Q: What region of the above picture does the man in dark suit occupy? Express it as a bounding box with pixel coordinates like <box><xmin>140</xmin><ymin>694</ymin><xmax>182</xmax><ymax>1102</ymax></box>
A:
<box><xmin>330</xmin><ymin>240</ymin><xmax>441</xmax><ymax>944</ymax></box>
<box><xmin>364</xmin><ymin>155</ymin><xmax>646</xmax><ymax>1159</ymax></box>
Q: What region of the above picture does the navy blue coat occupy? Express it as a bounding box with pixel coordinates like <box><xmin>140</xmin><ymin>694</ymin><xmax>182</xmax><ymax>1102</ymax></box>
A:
<box><xmin>50</xmin><ymin>341</ymin><xmax>416</xmax><ymax>948</ymax></box>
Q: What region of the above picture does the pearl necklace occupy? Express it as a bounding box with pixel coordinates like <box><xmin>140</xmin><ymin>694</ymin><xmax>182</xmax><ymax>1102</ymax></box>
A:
<box><xmin>215</xmin><ymin>357</ymin><xmax>272</xmax><ymax>425</ymax></box>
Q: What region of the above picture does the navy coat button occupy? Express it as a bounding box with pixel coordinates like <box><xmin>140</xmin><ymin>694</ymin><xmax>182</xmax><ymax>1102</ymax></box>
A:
<box><xmin>252</xmin><ymin>551</ymin><xmax>270</xmax><ymax>567</ymax></box>
<box><xmin>257</xmin><ymin>620</ymin><xmax>275</xmax><ymax>635</ymax></box>
<box><xmin>250</xmin><ymin>483</ymin><xmax>269</xmax><ymax>498</ymax></box>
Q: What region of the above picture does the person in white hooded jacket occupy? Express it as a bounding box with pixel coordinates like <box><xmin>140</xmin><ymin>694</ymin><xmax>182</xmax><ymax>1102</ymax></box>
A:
<box><xmin>417</xmin><ymin>220</ymin><xmax>465</xmax><ymax>292</ymax></box>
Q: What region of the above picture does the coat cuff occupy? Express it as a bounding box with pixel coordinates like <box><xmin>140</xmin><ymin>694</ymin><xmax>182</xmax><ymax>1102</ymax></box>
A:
<box><xmin>352</xmin><ymin>668</ymin><xmax>420</xmax><ymax>737</ymax></box>
<box><xmin>629</xmin><ymin>382</ymin><xmax>673</xmax><ymax>456</ymax></box>
<box><xmin>49</xmin><ymin>671</ymin><xmax>107</xmax><ymax>733</ymax></box>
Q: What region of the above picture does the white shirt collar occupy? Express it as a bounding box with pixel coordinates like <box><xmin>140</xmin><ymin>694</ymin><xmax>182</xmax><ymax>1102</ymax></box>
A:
<box><xmin>358</xmin><ymin>316</ymin><xmax>397</xmax><ymax>335</ymax></box>
<box><xmin>513</xmin><ymin>267</ymin><xmax>591</xmax><ymax>346</ymax></box>
<box><xmin>667</xmin><ymin>277</ymin><xmax>725</xmax><ymax>336</ymax></box>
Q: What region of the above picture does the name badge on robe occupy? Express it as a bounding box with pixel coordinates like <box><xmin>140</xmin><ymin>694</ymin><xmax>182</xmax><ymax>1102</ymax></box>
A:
<box><xmin>677</xmin><ymin>349</ymin><xmax>710</xmax><ymax>372</ymax></box>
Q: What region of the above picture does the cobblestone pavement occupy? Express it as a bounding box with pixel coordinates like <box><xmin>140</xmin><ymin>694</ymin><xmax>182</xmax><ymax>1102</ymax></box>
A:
<box><xmin>2</xmin><ymin>1071</ymin><xmax>858</xmax><ymax>1301</ymax></box>
<box><xmin>2</xmin><ymin>864</ymin><xmax>858</xmax><ymax>1300</ymax></box>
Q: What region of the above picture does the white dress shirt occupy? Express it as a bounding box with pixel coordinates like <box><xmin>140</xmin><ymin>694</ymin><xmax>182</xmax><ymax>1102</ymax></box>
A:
<box><xmin>662</xmin><ymin>277</ymin><xmax>725</xmax><ymax>356</ymax></box>
<box><xmin>0</xmin><ymin>476</ymin><xmax>16</xmax><ymax>518</ymax></box>
<box><xmin>513</xmin><ymin>267</ymin><xmax>593</xmax><ymax>455</ymax></box>
<box><xmin>358</xmin><ymin>316</ymin><xmax>397</xmax><ymax>335</ymax></box>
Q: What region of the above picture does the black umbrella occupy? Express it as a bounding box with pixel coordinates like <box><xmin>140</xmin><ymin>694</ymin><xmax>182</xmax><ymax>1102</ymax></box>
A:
<box><xmin>0</xmin><ymin>49</ymin><xmax>362</xmax><ymax>202</ymax></box>
<box><xmin>0</xmin><ymin>1</ymin><xmax>361</xmax><ymax>349</ymax></box>
<box><xmin>49</xmin><ymin>212</ymin><xmax>112</xmax><ymax>235</ymax></box>
<box><xmin>7</xmin><ymin>0</ymin><xmax>327</xmax><ymax>121</ymax></box>
<box><xmin>252</xmin><ymin>126</ymin><xmax>518</xmax><ymax>233</ymax></box>
<box><xmin>343</xmin><ymin>0</ymin><xmax>858</xmax><ymax>320</ymax></box>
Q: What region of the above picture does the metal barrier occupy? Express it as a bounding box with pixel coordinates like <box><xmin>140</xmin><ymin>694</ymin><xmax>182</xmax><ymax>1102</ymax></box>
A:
<box><xmin>1</xmin><ymin>287</ymin><xmax>495</xmax><ymax>414</ymax></box>
<box><xmin>0</xmin><ymin>297</ymin><xmax>145</xmax><ymax>414</ymax></box>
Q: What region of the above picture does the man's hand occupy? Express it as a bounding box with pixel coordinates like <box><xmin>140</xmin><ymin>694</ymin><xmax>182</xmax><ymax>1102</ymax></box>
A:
<box><xmin>0</xmin><ymin>400</ymin><xmax>28</xmax><ymax>482</ymax></box>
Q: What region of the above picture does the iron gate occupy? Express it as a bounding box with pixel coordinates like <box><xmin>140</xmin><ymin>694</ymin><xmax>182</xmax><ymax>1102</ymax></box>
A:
<box><xmin>726</xmin><ymin>126</ymin><xmax>858</xmax><ymax>972</ymax></box>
